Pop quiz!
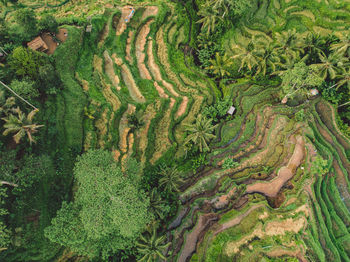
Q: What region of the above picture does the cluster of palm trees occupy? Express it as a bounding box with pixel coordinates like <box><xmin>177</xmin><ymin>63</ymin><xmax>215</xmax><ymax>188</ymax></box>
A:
<box><xmin>207</xmin><ymin>29</ymin><xmax>350</xmax><ymax>93</ymax></box>
<box><xmin>0</xmin><ymin>91</ymin><xmax>43</xmax><ymax>145</ymax></box>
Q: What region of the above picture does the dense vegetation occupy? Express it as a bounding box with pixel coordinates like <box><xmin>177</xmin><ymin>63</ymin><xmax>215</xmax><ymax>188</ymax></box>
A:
<box><xmin>0</xmin><ymin>0</ymin><xmax>349</xmax><ymax>261</ymax></box>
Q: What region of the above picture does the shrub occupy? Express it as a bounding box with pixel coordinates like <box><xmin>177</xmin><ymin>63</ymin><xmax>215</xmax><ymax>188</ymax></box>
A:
<box><xmin>222</xmin><ymin>158</ymin><xmax>239</xmax><ymax>170</ymax></box>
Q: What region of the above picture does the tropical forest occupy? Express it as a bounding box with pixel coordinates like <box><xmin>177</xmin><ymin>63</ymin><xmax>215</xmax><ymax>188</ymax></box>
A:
<box><xmin>0</xmin><ymin>0</ymin><xmax>350</xmax><ymax>261</ymax></box>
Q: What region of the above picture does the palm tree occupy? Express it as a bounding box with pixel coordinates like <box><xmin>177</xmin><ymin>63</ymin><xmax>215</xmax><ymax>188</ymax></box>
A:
<box><xmin>301</xmin><ymin>32</ymin><xmax>326</xmax><ymax>63</ymax></box>
<box><xmin>0</xmin><ymin>91</ymin><xmax>16</xmax><ymax>117</ymax></box>
<box><xmin>136</xmin><ymin>226</ymin><xmax>170</xmax><ymax>262</ymax></box>
<box><xmin>230</xmin><ymin>40</ymin><xmax>260</xmax><ymax>72</ymax></box>
<box><xmin>149</xmin><ymin>188</ymin><xmax>165</xmax><ymax>219</ymax></box>
<box><xmin>196</xmin><ymin>4</ymin><xmax>222</xmax><ymax>36</ymax></box>
<box><xmin>255</xmin><ymin>41</ymin><xmax>280</xmax><ymax>76</ymax></box>
<box><xmin>184</xmin><ymin>114</ymin><xmax>217</xmax><ymax>152</ymax></box>
<box><xmin>314</xmin><ymin>53</ymin><xmax>347</xmax><ymax>80</ymax></box>
<box><xmin>206</xmin><ymin>52</ymin><xmax>233</xmax><ymax>78</ymax></box>
<box><xmin>331</xmin><ymin>31</ymin><xmax>350</xmax><ymax>57</ymax></box>
<box><xmin>2</xmin><ymin>107</ymin><xmax>43</xmax><ymax>144</ymax></box>
<box><xmin>274</xmin><ymin>29</ymin><xmax>304</xmax><ymax>62</ymax></box>
<box><xmin>159</xmin><ymin>166</ymin><xmax>184</xmax><ymax>193</ymax></box>
<box><xmin>336</xmin><ymin>67</ymin><xmax>350</xmax><ymax>91</ymax></box>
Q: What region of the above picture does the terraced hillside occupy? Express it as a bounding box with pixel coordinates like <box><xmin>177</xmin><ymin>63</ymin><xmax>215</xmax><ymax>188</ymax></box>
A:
<box><xmin>50</xmin><ymin>1</ymin><xmax>350</xmax><ymax>261</ymax></box>
<box><xmin>70</xmin><ymin>4</ymin><xmax>214</xmax><ymax>169</ymax></box>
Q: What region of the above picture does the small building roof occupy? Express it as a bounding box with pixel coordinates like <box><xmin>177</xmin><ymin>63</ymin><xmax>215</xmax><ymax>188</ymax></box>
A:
<box><xmin>310</xmin><ymin>88</ymin><xmax>319</xmax><ymax>96</ymax></box>
<box><xmin>27</xmin><ymin>36</ymin><xmax>48</xmax><ymax>52</ymax></box>
<box><xmin>227</xmin><ymin>106</ymin><xmax>236</xmax><ymax>115</ymax></box>
<box><xmin>86</xmin><ymin>25</ymin><xmax>92</xmax><ymax>32</ymax></box>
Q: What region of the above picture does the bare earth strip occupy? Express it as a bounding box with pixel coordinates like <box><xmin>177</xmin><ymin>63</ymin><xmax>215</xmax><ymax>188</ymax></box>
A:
<box><xmin>176</xmin><ymin>97</ymin><xmax>188</xmax><ymax>117</ymax></box>
<box><xmin>116</xmin><ymin>5</ymin><xmax>134</xmax><ymax>36</ymax></box>
<box><xmin>112</xmin><ymin>54</ymin><xmax>146</xmax><ymax>103</ymax></box>
<box><xmin>95</xmin><ymin>108</ymin><xmax>109</xmax><ymax>148</ymax></box>
<box><xmin>246</xmin><ymin>135</ymin><xmax>305</xmax><ymax>197</ymax></box>
<box><xmin>136</xmin><ymin>20</ymin><xmax>153</xmax><ymax>79</ymax></box>
<box><xmin>103</xmin><ymin>50</ymin><xmax>121</xmax><ymax>90</ymax></box>
<box><xmin>150</xmin><ymin>98</ymin><xmax>175</xmax><ymax>164</ymax></box>
<box><xmin>125</xmin><ymin>31</ymin><xmax>134</xmax><ymax>64</ymax></box>
<box><xmin>154</xmin><ymin>82</ymin><xmax>168</xmax><ymax>98</ymax></box>
<box><xmin>177</xmin><ymin>214</ymin><xmax>218</xmax><ymax>262</ymax></box>
<box><xmin>119</xmin><ymin>104</ymin><xmax>136</xmax><ymax>153</ymax></box>
<box><xmin>141</xmin><ymin>6</ymin><xmax>158</xmax><ymax>20</ymax></box>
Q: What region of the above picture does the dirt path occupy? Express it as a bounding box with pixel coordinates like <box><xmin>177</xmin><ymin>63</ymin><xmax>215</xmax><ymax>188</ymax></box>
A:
<box><xmin>112</xmin><ymin>53</ymin><xmax>146</xmax><ymax>103</ymax></box>
<box><xmin>177</xmin><ymin>213</ymin><xmax>218</xmax><ymax>262</ymax></box>
<box><xmin>246</xmin><ymin>135</ymin><xmax>305</xmax><ymax>197</ymax></box>
<box><xmin>98</xmin><ymin>22</ymin><xmax>110</xmax><ymax>48</ymax></box>
<box><xmin>116</xmin><ymin>6</ymin><xmax>134</xmax><ymax>36</ymax></box>
<box><xmin>136</xmin><ymin>20</ymin><xmax>153</xmax><ymax>79</ymax></box>
<box><xmin>103</xmin><ymin>51</ymin><xmax>121</xmax><ymax>90</ymax></box>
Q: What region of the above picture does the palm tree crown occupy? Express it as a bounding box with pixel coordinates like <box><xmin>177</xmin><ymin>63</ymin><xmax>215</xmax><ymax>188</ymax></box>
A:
<box><xmin>136</xmin><ymin>226</ymin><xmax>170</xmax><ymax>262</ymax></box>
<box><xmin>184</xmin><ymin>114</ymin><xmax>217</xmax><ymax>152</ymax></box>
<box><xmin>2</xmin><ymin>107</ymin><xmax>43</xmax><ymax>144</ymax></box>
<box><xmin>159</xmin><ymin>166</ymin><xmax>184</xmax><ymax>193</ymax></box>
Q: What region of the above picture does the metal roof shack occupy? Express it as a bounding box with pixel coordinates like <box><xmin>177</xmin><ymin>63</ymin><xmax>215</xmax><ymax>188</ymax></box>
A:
<box><xmin>227</xmin><ymin>106</ymin><xmax>236</xmax><ymax>115</ymax></box>
<box><xmin>27</xmin><ymin>36</ymin><xmax>48</xmax><ymax>53</ymax></box>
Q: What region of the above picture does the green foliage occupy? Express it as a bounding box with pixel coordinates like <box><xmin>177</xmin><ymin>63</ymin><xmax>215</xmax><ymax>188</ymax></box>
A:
<box><xmin>10</xmin><ymin>79</ymin><xmax>39</xmax><ymax>101</ymax></box>
<box><xmin>310</xmin><ymin>155</ymin><xmax>329</xmax><ymax>176</ymax></box>
<box><xmin>159</xmin><ymin>165</ymin><xmax>184</xmax><ymax>193</ymax></box>
<box><xmin>281</xmin><ymin>62</ymin><xmax>323</xmax><ymax>98</ymax></box>
<box><xmin>8</xmin><ymin>47</ymin><xmax>46</xmax><ymax>80</ymax></box>
<box><xmin>14</xmin><ymin>8</ymin><xmax>38</xmax><ymax>39</ymax></box>
<box><xmin>222</xmin><ymin>158</ymin><xmax>238</xmax><ymax>169</ymax></box>
<box><xmin>295</xmin><ymin>109</ymin><xmax>305</xmax><ymax>122</ymax></box>
<box><xmin>45</xmin><ymin>150</ymin><xmax>151</xmax><ymax>259</ymax></box>
<box><xmin>38</xmin><ymin>14</ymin><xmax>58</xmax><ymax>33</ymax></box>
<box><xmin>203</xmin><ymin>98</ymin><xmax>231</xmax><ymax>120</ymax></box>
<box><xmin>191</xmin><ymin>153</ymin><xmax>208</xmax><ymax>173</ymax></box>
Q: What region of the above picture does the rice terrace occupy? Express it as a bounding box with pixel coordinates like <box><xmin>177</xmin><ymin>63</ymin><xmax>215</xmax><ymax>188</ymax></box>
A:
<box><xmin>0</xmin><ymin>0</ymin><xmax>350</xmax><ymax>261</ymax></box>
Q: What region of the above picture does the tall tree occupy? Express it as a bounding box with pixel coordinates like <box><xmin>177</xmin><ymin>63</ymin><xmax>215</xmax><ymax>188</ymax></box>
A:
<box><xmin>281</xmin><ymin>62</ymin><xmax>323</xmax><ymax>99</ymax></box>
<box><xmin>14</xmin><ymin>8</ymin><xmax>38</xmax><ymax>39</ymax></box>
<box><xmin>159</xmin><ymin>166</ymin><xmax>184</xmax><ymax>193</ymax></box>
<box><xmin>206</xmin><ymin>52</ymin><xmax>233</xmax><ymax>78</ymax></box>
<box><xmin>197</xmin><ymin>3</ymin><xmax>222</xmax><ymax>36</ymax></box>
<box><xmin>2</xmin><ymin>107</ymin><xmax>43</xmax><ymax>144</ymax></box>
<box><xmin>331</xmin><ymin>31</ymin><xmax>350</xmax><ymax>57</ymax></box>
<box><xmin>45</xmin><ymin>150</ymin><xmax>151</xmax><ymax>259</ymax></box>
<box><xmin>184</xmin><ymin>114</ymin><xmax>217</xmax><ymax>152</ymax></box>
<box><xmin>314</xmin><ymin>53</ymin><xmax>347</xmax><ymax>80</ymax></box>
<box><xmin>274</xmin><ymin>29</ymin><xmax>304</xmax><ymax>62</ymax></box>
<box><xmin>301</xmin><ymin>32</ymin><xmax>326</xmax><ymax>63</ymax></box>
<box><xmin>255</xmin><ymin>41</ymin><xmax>280</xmax><ymax>76</ymax></box>
<box><xmin>136</xmin><ymin>226</ymin><xmax>169</xmax><ymax>262</ymax></box>
<box><xmin>230</xmin><ymin>40</ymin><xmax>260</xmax><ymax>72</ymax></box>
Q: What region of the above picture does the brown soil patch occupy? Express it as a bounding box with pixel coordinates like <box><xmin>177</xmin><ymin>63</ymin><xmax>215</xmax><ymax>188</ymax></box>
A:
<box><xmin>178</xmin><ymin>213</ymin><xmax>218</xmax><ymax>262</ymax></box>
<box><xmin>162</xmin><ymin>80</ymin><xmax>179</xmax><ymax>97</ymax></box>
<box><xmin>150</xmin><ymin>98</ymin><xmax>175</xmax><ymax>164</ymax></box>
<box><xmin>154</xmin><ymin>82</ymin><xmax>168</xmax><ymax>98</ymax></box>
<box><xmin>125</xmin><ymin>31</ymin><xmax>134</xmax><ymax>64</ymax></box>
<box><xmin>113</xmin><ymin>149</ymin><xmax>121</xmax><ymax>161</ymax></box>
<box><xmin>246</xmin><ymin>135</ymin><xmax>305</xmax><ymax>197</ymax></box>
<box><xmin>112</xmin><ymin>53</ymin><xmax>146</xmax><ymax>103</ymax></box>
<box><xmin>98</xmin><ymin>22</ymin><xmax>110</xmax><ymax>48</ymax></box>
<box><xmin>141</xmin><ymin>6</ymin><xmax>159</xmax><ymax>20</ymax></box>
<box><xmin>99</xmin><ymin>76</ymin><xmax>121</xmax><ymax>112</ymax></box>
<box><xmin>56</xmin><ymin>28</ymin><xmax>68</xmax><ymax>42</ymax></box>
<box><xmin>119</xmin><ymin>104</ymin><xmax>136</xmax><ymax>153</ymax></box>
<box><xmin>116</xmin><ymin>6</ymin><xmax>134</xmax><ymax>36</ymax></box>
<box><xmin>211</xmin><ymin>188</ymin><xmax>237</xmax><ymax>210</ymax></box>
<box><xmin>284</xmin><ymin>197</ymin><xmax>297</xmax><ymax>206</ymax></box>
<box><xmin>225</xmin><ymin>217</ymin><xmax>306</xmax><ymax>255</ymax></box>
<box><xmin>103</xmin><ymin>50</ymin><xmax>121</xmax><ymax>90</ymax></box>
<box><xmin>147</xmin><ymin>40</ymin><xmax>163</xmax><ymax>81</ymax></box>
<box><xmin>266</xmin><ymin>247</ymin><xmax>307</xmax><ymax>262</ymax></box>
<box><xmin>121</xmin><ymin>133</ymin><xmax>134</xmax><ymax>172</ymax></box>
<box><xmin>136</xmin><ymin>20</ymin><xmax>153</xmax><ymax>79</ymax></box>
<box><xmin>176</xmin><ymin>96</ymin><xmax>188</xmax><ymax>117</ymax></box>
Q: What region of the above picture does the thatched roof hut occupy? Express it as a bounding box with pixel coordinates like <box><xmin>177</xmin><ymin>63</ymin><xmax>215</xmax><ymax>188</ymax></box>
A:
<box><xmin>27</xmin><ymin>36</ymin><xmax>49</xmax><ymax>53</ymax></box>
